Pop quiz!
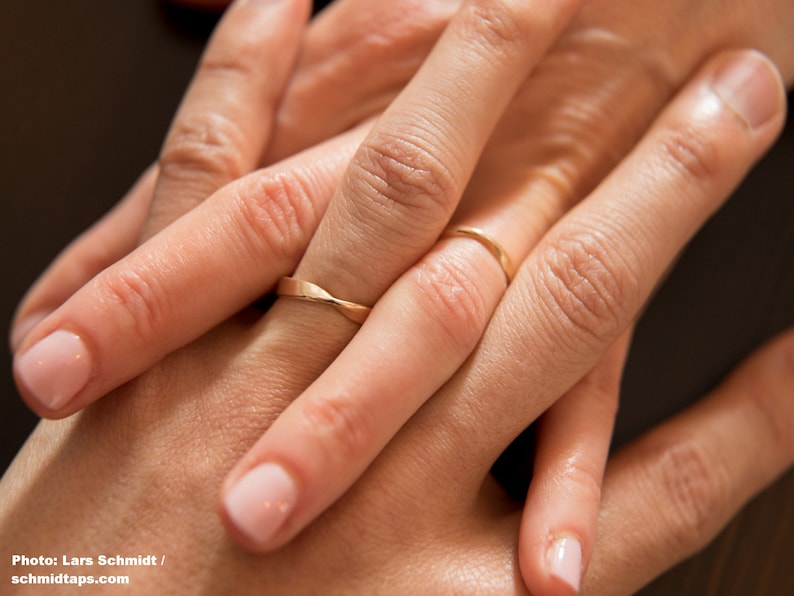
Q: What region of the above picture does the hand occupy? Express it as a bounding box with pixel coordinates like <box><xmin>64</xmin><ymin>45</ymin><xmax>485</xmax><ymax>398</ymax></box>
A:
<box><xmin>11</xmin><ymin>0</ymin><xmax>794</xmax><ymax>404</ymax></box>
<box><xmin>7</xmin><ymin>0</ymin><xmax>792</xmax><ymax>588</ymax></box>
<box><xmin>8</xmin><ymin>37</ymin><xmax>789</xmax><ymax>596</ymax></box>
<box><xmin>10</xmin><ymin>0</ymin><xmax>458</xmax><ymax>352</ymax></box>
<box><xmin>2</xmin><ymin>294</ymin><xmax>793</xmax><ymax>594</ymax></box>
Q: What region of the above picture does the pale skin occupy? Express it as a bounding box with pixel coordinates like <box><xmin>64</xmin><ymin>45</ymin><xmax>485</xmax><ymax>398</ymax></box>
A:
<box><xmin>8</xmin><ymin>0</ymin><xmax>794</xmax><ymax>593</ymax></box>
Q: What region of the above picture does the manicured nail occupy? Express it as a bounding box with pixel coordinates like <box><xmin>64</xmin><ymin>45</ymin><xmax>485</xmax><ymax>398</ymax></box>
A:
<box><xmin>547</xmin><ymin>536</ymin><xmax>582</xmax><ymax>593</ymax></box>
<box><xmin>711</xmin><ymin>51</ymin><xmax>782</xmax><ymax>130</ymax></box>
<box><xmin>14</xmin><ymin>330</ymin><xmax>92</xmax><ymax>411</ymax></box>
<box><xmin>10</xmin><ymin>311</ymin><xmax>49</xmax><ymax>353</ymax></box>
<box><xmin>224</xmin><ymin>463</ymin><xmax>297</xmax><ymax>547</ymax></box>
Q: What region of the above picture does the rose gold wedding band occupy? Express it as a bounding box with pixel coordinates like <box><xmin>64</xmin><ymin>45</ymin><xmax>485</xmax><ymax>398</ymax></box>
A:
<box><xmin>443</xmin><ymin>226</ymin><xmax>517</xmax><ymax>283</ymax></box>
<box><xmin>276</xmin><ymin>277</ymin><xmax>372</xmax><ymax>324</ymax></box>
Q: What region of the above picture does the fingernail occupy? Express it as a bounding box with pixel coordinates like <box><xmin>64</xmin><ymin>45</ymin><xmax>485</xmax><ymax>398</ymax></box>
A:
<box><xmin>711</xmin><ymin>51</ymin><xmax>783</xmax><ymax>130</ymax></box>
<box><xmin>224</xmin><ymin>463</ymin><xmax>297</xmax><ymax>547</ymax></box>
<box><xmin>547</xmin><ymin>536</ymin><xmax>582</xmax><ymax>593</ymax></box>
<box><xmin>14</xmin><ymin>330</ymin><xmax>92</xmax><ymax>411</ymax></box>
<box><xmin>10</xmin><ymin>311</ymin><xmax>49</xmax><ymax>353</ymax></box>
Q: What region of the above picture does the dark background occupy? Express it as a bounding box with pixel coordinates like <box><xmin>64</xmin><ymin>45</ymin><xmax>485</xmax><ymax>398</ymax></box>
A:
<box><xmin>1</xmin><ymin>1</ymin><xmax>792</xmax><ymax>593</ymax></box>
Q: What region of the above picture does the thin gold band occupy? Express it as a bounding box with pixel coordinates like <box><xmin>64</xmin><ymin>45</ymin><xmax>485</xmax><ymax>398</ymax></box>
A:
<box><xmin>276</xmin><ymin>277</ymin><xmax>371</xmax><ymax>324</ymax></box>
<box><xmin>443</xmin><ymin>226</ymin><xmax>517</xmax><ymax>282</ymax></box>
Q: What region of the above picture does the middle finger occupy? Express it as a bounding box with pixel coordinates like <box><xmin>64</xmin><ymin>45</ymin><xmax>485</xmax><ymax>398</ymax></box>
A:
<box><xmin>290</xmin><ymin>0</ymin><xmax>584</xmax><ymax>308</ymax></box>
<box><xmin>220</xmin><ymin>0</ymin><xmax>585</xmax><ymax>550</ymax></box>
<box><xmin>414</xmin><ymin>49</ymin><xmax>786</xmax><ymax>495</ymax></box>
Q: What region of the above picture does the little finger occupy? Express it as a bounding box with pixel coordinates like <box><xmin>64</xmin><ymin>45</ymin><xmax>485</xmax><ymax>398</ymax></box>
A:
<box><xmin>583</xmin><ymin>330</ymin><xmax>794</xmax><ymax>595</ymax></box>
<box><xmin>519</xmin><ymin>332</ymin><xmax>630</xmax><ymax>596</ymax></box>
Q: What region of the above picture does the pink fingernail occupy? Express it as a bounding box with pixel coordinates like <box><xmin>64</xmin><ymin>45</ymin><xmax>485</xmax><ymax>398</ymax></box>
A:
<box><xmin>547</xmin><ymin>536</ymin><xmax>582</xmax><ymax>593</ymax></box>
<box><xmin>14</xmin><ymin>330</ymin><xmax>92</xmax><ymax>411</ymax></box>
<box><xmin>224</xmin><ymin>463</ymin><xmax>297</xmax><ymax>547</ymax></box>
<box><xmin>711</xmin><ymin>51</ymin><xmax>783</xmax><ymax>130</ymax></box>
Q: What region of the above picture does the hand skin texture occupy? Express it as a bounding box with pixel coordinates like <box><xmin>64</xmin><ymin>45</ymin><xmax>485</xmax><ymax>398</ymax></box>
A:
<box><xmin>6</xmin><ymin>2</ymin><xmax>792</xmax><ymax>592</ymax></box>
<box><xmin>3</xmin><ymin>44</ymin><xmax>791</xmax><ymax>596</ymax></box>
<box><xmin>1</xmin><ymin>307</ymin><xmax>793</xmax><ymax>593</ymax></box>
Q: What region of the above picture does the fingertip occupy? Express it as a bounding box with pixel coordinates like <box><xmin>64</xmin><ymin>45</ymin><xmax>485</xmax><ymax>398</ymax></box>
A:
<box><xmin>709</xmin><ymin>49</ymin><xmax>787</xmax><ymax>134</ymax></box>
<box><xmin>546</xmin><ymin>535</ymin><xmax>582</xmax><ymax>594</ymax></box>
<box><xmin>14</xmin><ymin>329</ymin><xmax>93</xmax><ymax>418</ymax></box>
<box><xmin>220</xmin><ymin>462</ymin><xmax>299</xmax><ymax>552</ymax></box>
<box><xmin>520</xmin><ymin>531</ymin><xmax>584</xmax><ymax>596</ymax></box>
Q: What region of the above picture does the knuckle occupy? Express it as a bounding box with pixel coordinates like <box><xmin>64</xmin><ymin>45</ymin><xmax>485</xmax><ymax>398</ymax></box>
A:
<box><xmin>355</xmin><ymin>17</ymin><xmax>432</xmax><ymax>59</ymax></box>
<box><xmin>200</xmin><ymin>34</ymin><xmax>263</xmax><ymax>85</ymax></box>
<box><xmin>557</xmin><ymin>458</ymin><xmax>604</xmax><ymax>504</ymax></box>
<box><xmin>348</xmin><ymin>6</ymin><xmax>451</xmax><ymax>82</ymax></box>
<box><xmin>351</xmin><ymin>131</ymin><xmax>457</xmax><ymax>229</ymax></box>
<box><xmin>160</xmin><ymin>113</ymin><xmax>247</xmax><ymax>184</ymax></box>
<box><xmin>534</xmin><ymin>228</ymin><xmax>639</xmax><ymax>342</ymax></box>
<box><xmin>232</xmin><ymin>171</ymin><xmax>316</xmax><ymax>264</ymax></box>
<box><xmin>649</xmin><ymin>439</ymin><xmax>728</xmax><ymax>552</ymax></box>
<box><xmin>365</xmin><ymin>0</ymin><xmax>455</xmax><ymax>46</ymax></box>
<box><xmin>300</xmin><ymin>393</ymin><xmax>375</xmax><ymax>464</ymax></box>
<box><xmin>410</xmin><ymin>253</ymin><xmax>492</xmax><ymax>353</ymax></box>
<box><xmin>657</xmin><ymin>123</ymin><xmax>719</xmax><ymax>188</ymax></box>
<box><xmin>93</xmin><ymin>267</ymin><xmax>168</xmax><ymax>346</ymax></box>
<box><xmin>391</xmin><ymin>0</ymin><xmax>456</xmax><ymax>41</ymax></box>
<box><xmin>458</xmin><ymin>0</ymin><xmax>580</xmax><ymax>62</ymax></box>
<box><xmin>459</xmin><ymin>1</ymin><xmax>528</xmax><ymax>58</ymax></box>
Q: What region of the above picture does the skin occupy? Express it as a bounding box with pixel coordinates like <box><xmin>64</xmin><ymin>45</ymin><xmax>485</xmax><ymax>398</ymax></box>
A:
<box><xmin>4</xmin><ymin>46</ymin><xmax>790</xmax><ymax>594</ymax></box>
<box><xmin>1</xmin><ymin>243</ymin><xmax>793</xmax><ymax>594</ymax></box>
<box><xmin>7</xmin><ymin>0</ymin><xmax>794</xmax><ymax>592</ymax></box>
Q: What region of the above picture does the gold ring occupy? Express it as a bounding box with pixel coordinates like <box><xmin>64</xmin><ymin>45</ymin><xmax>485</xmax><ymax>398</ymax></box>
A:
<box><xmin>276</xmin><ymin>277</ymin><xmax>371</xmax><ymax>324</ymax></box>
<box><xmin>443</xmin><ymin>226</ymin><xmax>517</xmax><ymax>282</ymax></box>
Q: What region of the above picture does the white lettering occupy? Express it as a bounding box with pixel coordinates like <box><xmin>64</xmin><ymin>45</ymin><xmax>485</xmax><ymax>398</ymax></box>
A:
<box><xmin>10</xmin><ymin>554</ymin><xmax>57</xmax><ymax>566</ymax></box>
<box><xmin>97</xmin><ymin>554</ymin><xmax>157</xmax><ymax>566</ymax></box>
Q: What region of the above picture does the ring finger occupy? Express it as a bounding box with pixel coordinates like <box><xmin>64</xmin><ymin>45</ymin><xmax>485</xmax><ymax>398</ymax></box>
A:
<box><xmin>387</xmin><ymin>46</ymin><xmax>787</xmax><ymax>544</ymax></box>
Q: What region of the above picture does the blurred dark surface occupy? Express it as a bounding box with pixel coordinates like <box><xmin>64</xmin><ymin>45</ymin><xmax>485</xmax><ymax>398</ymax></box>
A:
<box><xmin>1</xmin><ymin>1</ymin><xmax>792</xmax><ymax>593</ymax></box>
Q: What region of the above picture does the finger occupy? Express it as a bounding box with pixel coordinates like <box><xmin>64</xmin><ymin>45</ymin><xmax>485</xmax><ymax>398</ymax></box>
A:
<box><xmin>143</xmin><ymin>0</ymin><xmax>310</xmax><ymax>238</ymax></box>
<box><xmin>292</xmin><ymin>0</ymin><xmax>583</xmax><ymax>309</ymax></box>
<box><xmin>582</xmin><ymin>330</ymin><xmax>794</xmax><ymax>596</ymax></box>
<box><xmin>400</xmin><ymin>50</ymin><xmax>787</xmax><ymax>499</ymax></box>
<box><xmin>12</xmin><ymin>127</ymin><xmax>365</xmax><ymax>418</ymax></box>
<box><xmin>266</xmin><ymin>0</ymin><xmax>460</xmax><ymax>162</ymax></box>
<box><xmin>219</xmin><ymin>177</ymin><xmax>557</xmax><ymax>551</ymax></box>
<box><xmin>519</xmin><ymin>332</ymin><xmax>630</xmax><ymax>596</ymax></box>
<box><xmin>219</xmin><ymin>226</ymin><xmax>514</xmax><ymax>550</ymax></box>
<box><xmin>10</xmin><ymin>165</ymin><xmax>157</xmax><ymax>352</ymax></box>
<box><xmin>218</xmin><ymin>47</ymin><xmax>785</xmax><ymax>552</ymax></box>
<box><xmin>217</xmin><ymin>0</ymin><xmax>585</xmax><ymax>551</ymax></box>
